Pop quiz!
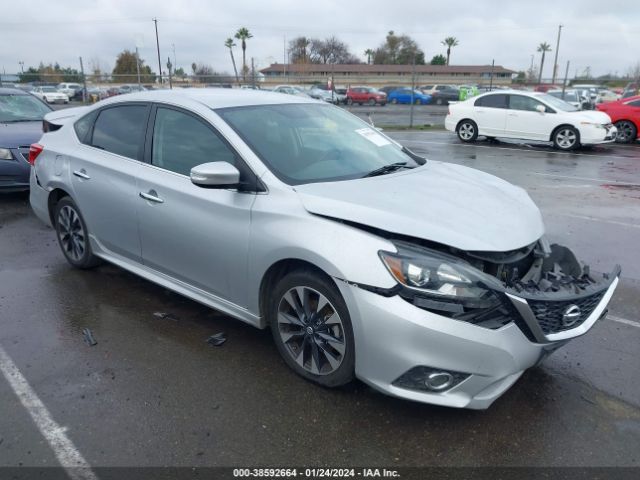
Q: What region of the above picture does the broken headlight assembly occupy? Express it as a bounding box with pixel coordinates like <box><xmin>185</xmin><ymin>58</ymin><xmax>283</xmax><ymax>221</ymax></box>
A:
<box><xmin>379</xmin><ymin>242</ymin><xmax>515</xmax><ymax>329</ymax></box>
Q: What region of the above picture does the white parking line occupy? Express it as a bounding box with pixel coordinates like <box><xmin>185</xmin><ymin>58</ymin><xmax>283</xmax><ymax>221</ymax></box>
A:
<box><xmin>533</xmin><ymin>172</ymin><xmax>639</xmax><ymax>185</ymax></box>
<box><xmin>609</xmin><ymin>315</ymin><xmax>640</xmax><ymax>329</ymax></box>
<box><xmin>0</xmin><ymin>345</ymin><xmax>98</xmax><ymax>480</ymax></box>
<box><xmin>403</xmin><ymin>139</ymin><xmax>638</xmax><ymax>161</ymax></box>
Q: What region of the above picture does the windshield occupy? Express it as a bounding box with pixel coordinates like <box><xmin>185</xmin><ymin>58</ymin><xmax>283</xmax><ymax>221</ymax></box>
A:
<box><xmin>0</xmin><ymin>94</ymin><xmax>51</xmax><ymax>122</ymax></box>
<box><xmin>217</xmin><ymin>103</ymin><xmax>418</xmax><ymax>185</ymax></box>
<box><xmin>41</xmin><ymin>87</ymin><xmax>57</xmax><ymax>92</ymax></box>
<box><xmin>548</xmin><ymin>91</ymin><xmax>578</xmax><ymax>102</ymax></box>
<box><xmin>538</xmin><ymin>93</ymin><xmax>579</xmax><ymax>112</ymax></box>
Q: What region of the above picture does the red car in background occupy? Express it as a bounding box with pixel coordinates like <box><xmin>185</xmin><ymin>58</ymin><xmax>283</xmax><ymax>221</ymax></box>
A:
<box><xmin>597</xmin><ymin>95</ymin><xmax>640</xmax><ymax>143</ymax></box>
<box><xmin>346</xmin><ymin>86</ymin><xmax>387</xmax><ymax>106</ymax></box>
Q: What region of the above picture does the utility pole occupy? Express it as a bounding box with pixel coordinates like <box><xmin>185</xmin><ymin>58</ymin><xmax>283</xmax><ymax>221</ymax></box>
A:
<box><xmin>561</xmin><ymin>60</ymin><xmax>570</xmax><ymax>99</ymax></box>
<box><xmin>283</xmin><ymin>35</ymin><xmax>286</xmax><ymax>81</ymax></box>
<box><xmin>551</xmin><ymin>24</ymin><xmax>563</xmax><ymax>84</ymax></box>
<box><xmin>166</xmin><ymin>57</ymin><xmax>173</xmax><ymax>89</ymax></box>
<box><xmin>135</xmin><ymin>47</ymin><xmax>141</xmax><ymax>87</ymax></box>
<box><xmin>409</xmin><ymin>54</ymin><xmax>416</xmax><ymax>128</ymax></box>
<box><xmin>153</xmin><ymin>18</ymin><xmax>162</xmax><ymax>85</ymax></box>
<box><xmin>172</xmin><ymin>43</ymin><xmax>176</xmax><ymax>71</ymax></box>
<box><xmin>489</xmin><ymin>59</ymin><xmax>495</xmax><ymax>91</ymax></box>
<box><xmin>79</xmin><ymin>56</ymin><xmax>87</xmax><ymax>104</ymax></box>
<box><xmin>251</xmin><ymin>57</ymin><xmax>256</xmax><ymax>88</ymax></box>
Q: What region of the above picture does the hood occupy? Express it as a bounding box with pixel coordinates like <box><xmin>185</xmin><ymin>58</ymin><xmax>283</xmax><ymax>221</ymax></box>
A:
<box><xmin>0</xmin><ymin>121</ymin><xmax>44</xmax><ymax>148</ymax></box>
<box><xmin>295</xmin><ymin>161</ymin><xmax>545</xmax><ymax>252</ymax></box>
<box><xmin>567</xmin><ymin>110</ymin><xmax>611</xmax><ymax>123</ymax></box>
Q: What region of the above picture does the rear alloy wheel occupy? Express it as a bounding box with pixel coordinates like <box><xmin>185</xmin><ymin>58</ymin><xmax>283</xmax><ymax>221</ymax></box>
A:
<box><xmin>614</xmin><ymin>120</ymin><xmax>637</xmax><ymax>144</ymax></box>
<box><xmin>436</xmin><ymin>98</ymin><xmax>444</xmax><ymax>105</ymax></box>
<box><xmin>269</xmin><ymin>270</ymin><xmax>355</xmax><ymax>387</ymax></box>
<box><xmin>368</xmin><ymin>98</ymin><xmax>376</xmax><ymax>106</ymax></box>
<box><xmin>457</xmin><ymin>120</ymin><xmax>478</xmax><ymax>143</ymax></box>
<box><xmin>54</xmin><ymin>197</ymin><xmax>101</xmax><ymax>269</ymax></box>
<box><xmin>553</xmin><ymin>126</ymin><xmax>579</xmax><ymax>150</ymax></box>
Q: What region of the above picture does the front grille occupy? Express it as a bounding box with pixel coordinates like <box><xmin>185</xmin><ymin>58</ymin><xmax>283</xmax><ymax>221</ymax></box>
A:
<box><xmin>527</xmin><ymin>292</ymin><xmax>605</xmax><ymax>335</ymax></box>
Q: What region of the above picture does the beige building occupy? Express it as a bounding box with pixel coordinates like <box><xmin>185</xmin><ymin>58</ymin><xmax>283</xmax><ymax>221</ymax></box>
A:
<box><xmin>259</xmin><ymin>63</ymin><xmax>515</xmax><ymax>87</ymax></box>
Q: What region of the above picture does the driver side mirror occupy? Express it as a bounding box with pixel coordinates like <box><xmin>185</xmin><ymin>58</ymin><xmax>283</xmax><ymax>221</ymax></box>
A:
<box><xmin>190</xmin><ymin>161</ymin><xmax>240</xmax><ymax>188</ymax></box>
<box><xmin>535</xmin><ymin>105</ymin><xmax>546</xmax><ymax>113</ymax></box>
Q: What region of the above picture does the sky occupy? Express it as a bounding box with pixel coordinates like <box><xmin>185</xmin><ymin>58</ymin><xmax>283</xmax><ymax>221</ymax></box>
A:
<box><xmin>1</xmin><ymin>0</ymin><xmax>639</xmax><ymax>79</ymax></box>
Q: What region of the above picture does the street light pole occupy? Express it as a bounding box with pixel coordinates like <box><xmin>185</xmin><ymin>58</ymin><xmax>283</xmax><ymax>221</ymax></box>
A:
<box><xmin>153</xmin><ymin>18</ymin><xmax>162</xmax><ymax>84</ymax></box>
<box><xmin>551</xmin><ymin>24</ymin><xmax>563</xmax><ymax>84</ymax></box>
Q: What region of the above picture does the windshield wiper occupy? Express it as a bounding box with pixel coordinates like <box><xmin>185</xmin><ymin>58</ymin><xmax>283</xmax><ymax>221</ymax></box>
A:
<box><xmin>362</xmin><ymin>161</ymin><xmax>409</xmax><ymax>178</ymax></box>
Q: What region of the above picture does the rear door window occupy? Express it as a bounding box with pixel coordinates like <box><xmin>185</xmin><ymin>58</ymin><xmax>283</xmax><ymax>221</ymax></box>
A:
<box><xmin>91</xmin><ymin>105</ymin><xmax>149</xmax><ymax>160</ymax></box>
<box><xmin>474</xmin><ymin>94</ymin><xmax>508</xmax><ymax>108</ymax></box>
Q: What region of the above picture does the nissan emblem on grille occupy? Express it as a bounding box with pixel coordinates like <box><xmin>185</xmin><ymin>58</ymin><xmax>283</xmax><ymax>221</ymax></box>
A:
<box><xmin>562</xmin><ymin>305</ymin><xmax>582</xmax><ymax>327</ymax></box>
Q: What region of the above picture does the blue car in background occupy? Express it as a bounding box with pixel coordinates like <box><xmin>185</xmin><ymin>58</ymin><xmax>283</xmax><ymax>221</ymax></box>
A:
<box><xmin>0</xmin><ymin>88</ymin><xmax>52</xmax><ymax>192</ymax></box>
<box><xmin>387</xmin><ymin>88</ymin><xmax>432</xmax><ymax>105</ymax></box>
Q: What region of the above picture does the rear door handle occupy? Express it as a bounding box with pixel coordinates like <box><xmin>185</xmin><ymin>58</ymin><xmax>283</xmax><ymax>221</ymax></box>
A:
<box><xmin>139</xmin><ymin>190</ymin><xmax>164</xmax><ymax>204</ymax></box>
<box><xmin>73</xmin><ymin>169</ymin><xmax>90</xmax><ymax>179</ymax></box>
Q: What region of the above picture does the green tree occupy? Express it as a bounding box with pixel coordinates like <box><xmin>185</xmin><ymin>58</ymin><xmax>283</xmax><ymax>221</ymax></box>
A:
<box><xmin>225</xmin><ymin>38</ymin><xmax>240</xmax><ymax>84</ymax></box>
<box><xmin>234</xmin><ymin>27</ymin><xmax>253</xmax><ymax>81</ymax></box>
<box><xmin>18</xmin><ymin>63</ymin><xmax>82</xmax><ymax>83</ymax></box>
<box><xmin>537</xmin><ymin>42</ymin><xmax>552</xmax><ymax>84</ymax></box>
<box><xmin>441</xmin><ymin>37</ymin><xmax>459</xmax><ymax>65</ymax></box>
<box><xmin>364</xmin><ymin>49</ymin><xmax>374</xmax><ymax>64</ymax></box>
<box><xmin>288</xmin><ymin>36</ymin><xmax>311</xmax><ymax>64</ymax></box>
<box><xmin>373</xmin><ymin>31</ymin><xmax>425</xmax><ymax>65</ymax></box>
<box><xmin>430</xmin><ymin>54</ymin><xmax>446</xmax><ymax>65</ymax></box>
<box><xmin>112</xmin><ymin>50</ymin><xmax>155</xmax><ymax>83</ymax></box>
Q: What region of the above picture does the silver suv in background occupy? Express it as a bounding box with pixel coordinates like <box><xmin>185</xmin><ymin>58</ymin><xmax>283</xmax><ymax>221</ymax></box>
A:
<box><xmin>29</xmin><ymin>89</ymin><xmax>620</xmax><ymax>409</ymax></box>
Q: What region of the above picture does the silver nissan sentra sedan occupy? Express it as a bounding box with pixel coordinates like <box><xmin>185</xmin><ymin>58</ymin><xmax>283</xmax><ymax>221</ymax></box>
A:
<box><xmin>29</xmin><ymin>89</ymin><xmax>620</xmax><ymax>409</ymax></box>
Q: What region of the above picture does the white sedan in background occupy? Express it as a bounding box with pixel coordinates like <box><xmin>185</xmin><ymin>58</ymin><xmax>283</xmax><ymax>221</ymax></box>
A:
<box><xmin>445</xmin><ymin>91</ymin><xmax>616</xmax><ymax>150</ymax></box>
<box><xmin>32</xmin><ymin>86</ymin><xmax>69</xmax><ymax>104</ymax></box>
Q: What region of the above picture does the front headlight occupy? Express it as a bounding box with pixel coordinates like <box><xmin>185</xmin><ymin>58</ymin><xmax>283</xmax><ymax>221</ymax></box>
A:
<box><xmin>0</xmin><ymin>148</ymin><xmax>14</xmax><ymax>160</ymax></box>
<box><xmin>580</xmin><ymin>122</ymin><xmax>604</xmax><ymax>128</ymax></box>
<box><xmin>379</xmin><ymin>242</ymin><xmax>512</xmax><ymax>327</ymax></box>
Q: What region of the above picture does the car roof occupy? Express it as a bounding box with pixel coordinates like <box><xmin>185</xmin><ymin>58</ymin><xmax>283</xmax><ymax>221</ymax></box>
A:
<box><xmin>95</xmin><ymin>88</ymin><xmax>319</xmax><ymax>108</ymax></box>
<box><xmin>0</xmin><ymin>87</ymin><xmax>30</xmax><ymax>96</ymax></box>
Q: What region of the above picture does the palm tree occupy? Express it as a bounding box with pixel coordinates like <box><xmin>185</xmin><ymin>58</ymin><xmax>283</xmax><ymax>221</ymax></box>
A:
<box><xmin>234</xmin><ymin>27</ymin><xmax>253</xmax><ymax>82</ymax></box>
<box><xmin>225</xmin><ymin>38</ymin><xmax>240</xmax><ymax>85</ymax></box>
<box><xmin>537</xmin><ymin>42</ymin><xmax>552</xmax><ymax>84</ymax></box>
<box><xmin>364</xmin><ymin>49</ymin><xmax>374</xmax><ymax>65</ymax></box>
<box><xmin>441</xmin><ymin>37</ymin><xmax>459</xmax><ymax>66</ymax></box>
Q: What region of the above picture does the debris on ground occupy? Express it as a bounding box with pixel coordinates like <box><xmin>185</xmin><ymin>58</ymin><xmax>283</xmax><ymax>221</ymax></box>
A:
<box><xmin>82</xmin><ymin>328</ymin><xmax>97</xmax><ymax>346</ymax></box>
<box><xmin>206</xmin><ymin>332</ymin><xmax>227</xmax><ymax>347</ymax></box>
<box><xmin>153</xmin><ymin>312</ymin><xmax>179</xmax><ymax>321</ymax></box>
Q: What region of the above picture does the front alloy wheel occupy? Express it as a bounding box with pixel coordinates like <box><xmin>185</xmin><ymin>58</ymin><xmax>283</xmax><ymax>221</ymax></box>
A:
<box><xmin>554</xmin><ymin>126</ymin><xmax>579</xmax><ymax>150</ymax></box>
<box><xmin>270</xmin><ymin>270</ymin><xmax>355</xmax><ymax>387</ymax></box>
<box><xmin>615</xmin><ymin>120</ymin><xmax>637</xmax><ymax>144</ymax></box>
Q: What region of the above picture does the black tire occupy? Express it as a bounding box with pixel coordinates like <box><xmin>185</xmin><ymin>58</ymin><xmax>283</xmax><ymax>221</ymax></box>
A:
<box><xmin>268</xmin><ymin>269</ymin><xmax>355</xmax><ymax>388</ymax></box>
<box><xmin>346</xmin><ymin>98</ymin><xmax>353</xmax><ymax>106</ymax></box>
<box><xmin>435</xmin><ymin>97</ymin><xmax>443</xmax><ymax>105</ymax></box>
<box><xmin>367</xmin><ymin>98</ymin><xmax>376</xmax><ymax>106</ymax></box>
<box><xmin>390</xmin><ymin>98</ymin><xmax>397</xmax><ymax>104</ymax></box>
<box><xmin>615</xmin><ymin>120</ymin><xmax>637</xmax><ymax>144</ymax></box>
<box><xmin>552</xmin><ymin>126</ymin><xmax>580</xmax><ymax>151</ymax></box>
<box><xmin>53</xmin><ymin>197</ymin><xmax>101</xmax><ymax>269</ymax></box>
<box><xmin>457</xmin><ymin>119</ymin><xmax>478</xmax><ymax>143</ymax></box>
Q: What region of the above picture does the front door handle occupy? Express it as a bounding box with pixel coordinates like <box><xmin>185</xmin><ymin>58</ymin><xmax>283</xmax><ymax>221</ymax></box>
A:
<box><xmin>139</xmin><ymin>190</ymin><xmax>164</xmax><ymax>204</ymax></box>
<box><xmin>73</xmin><ymin>169</ymin><xmax>90</xmax><ymax>180</ymax></box>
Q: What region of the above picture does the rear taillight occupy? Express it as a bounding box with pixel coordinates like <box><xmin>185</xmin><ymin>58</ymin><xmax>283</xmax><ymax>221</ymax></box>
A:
<box><xmin>28</xmin><ymin>143</ymin><xmax>44</xmax><ymax>165</ymax></box>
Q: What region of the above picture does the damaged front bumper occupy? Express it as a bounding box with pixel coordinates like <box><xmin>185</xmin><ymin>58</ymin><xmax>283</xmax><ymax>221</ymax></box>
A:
<box><xmin>339</xmin><ymin>240</ymin><xmax>621</xmax><ymax>409</ymax></box>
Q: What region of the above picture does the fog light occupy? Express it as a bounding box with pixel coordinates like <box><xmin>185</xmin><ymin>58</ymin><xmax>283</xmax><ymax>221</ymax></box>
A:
<box><xmin>425</xmin><ymin>372</ymin><xmax>454</xmax><ymax>391</ymax></box>
<box><xmin>392</xmin><ymin>366</ymin><xmax>470</xmax><ymax>393</ymax></box>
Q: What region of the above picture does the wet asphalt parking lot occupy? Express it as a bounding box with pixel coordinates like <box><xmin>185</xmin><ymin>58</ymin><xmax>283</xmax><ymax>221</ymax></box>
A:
<box><xmin>1</xmin><ymin>108</ymin><xmax>640</xmax><ymax>476</ymax></box>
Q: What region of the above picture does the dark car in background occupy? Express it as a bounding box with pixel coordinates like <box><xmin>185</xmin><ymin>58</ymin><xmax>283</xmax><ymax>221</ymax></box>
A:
<box><xmin>0</xmin><ymin>88</ymin><xmax>51</xmax><ymax>191</ymax></box>
<box><xmin>430</xmin><ymin>86</ymin><xmax>460</xmax><ymax>105</ymax></box>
